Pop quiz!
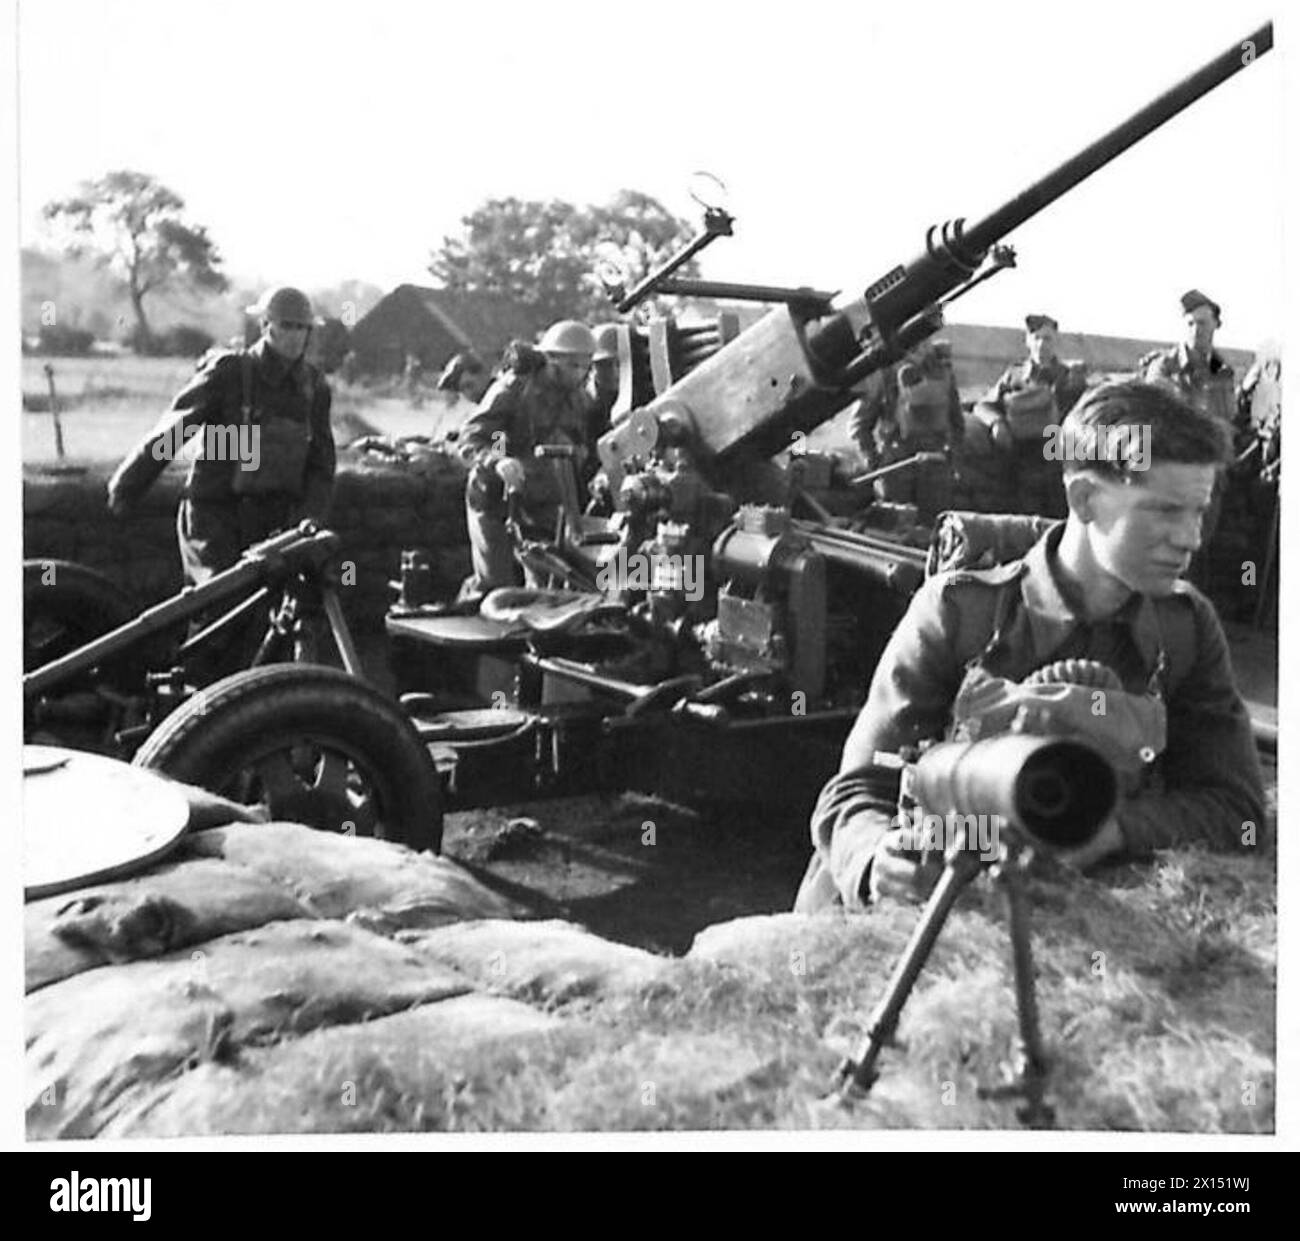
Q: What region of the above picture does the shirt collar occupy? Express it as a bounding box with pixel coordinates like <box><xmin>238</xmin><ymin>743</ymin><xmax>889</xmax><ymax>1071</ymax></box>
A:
<box><xmin>1176</xmin><ymin>341</ymin><xmax>1225</xmax><ymax>376</ymax></box>
<box><xmin>250</xmin><ymin>336</ymin><xmax>298</xmax><ymax>382</ymax></box>
<box><xmin>1019</xmin><ymin>522</ymin><xmax>1164</xmax><ymax>671</ymax></box>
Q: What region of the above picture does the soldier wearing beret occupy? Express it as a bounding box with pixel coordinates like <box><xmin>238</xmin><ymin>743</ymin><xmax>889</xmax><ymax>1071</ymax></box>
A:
<box><xmin>107</xmin><ymin>286</ymin><xmax>336</xmax><ymax>588</ymax></box>
<box><xmin>973</xmin><ymin>314</ymin><xmax>1088</xmax><ymax>518</ymax></box>
<box><xmin>1141</xmin><ymin>290</ymin><xmax>1238</xmax><ymax>574</ymax></box>
<box><xmin>1141</xmin><ymin>290</ymin><xmax>1236</xmax><ymax>423</ymax></box>
<box><xmin>795</xmin><ymin>380</ymin><xmax>1264</xmax><ymax>912</ymax></box>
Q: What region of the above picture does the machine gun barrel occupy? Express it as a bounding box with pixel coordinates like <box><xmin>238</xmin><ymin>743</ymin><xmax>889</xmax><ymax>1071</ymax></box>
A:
<box><xmin>909</xmin><ymin>734</ymin><xmax>1118</xmax><ymax>851</ymax></box>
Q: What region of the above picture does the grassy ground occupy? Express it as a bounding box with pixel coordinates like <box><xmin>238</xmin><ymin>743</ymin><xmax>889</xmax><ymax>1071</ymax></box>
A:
<box><xmin>21</xmin><ymin>354</ymin><xmax>471</xmax><ymax>465</ymax></box>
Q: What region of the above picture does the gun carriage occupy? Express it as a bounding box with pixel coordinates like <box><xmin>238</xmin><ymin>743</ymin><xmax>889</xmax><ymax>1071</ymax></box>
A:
<box><xmin>23</xmin><ymin>25</ymin><xmax>1274</xmax><ymax>857</ymax></box>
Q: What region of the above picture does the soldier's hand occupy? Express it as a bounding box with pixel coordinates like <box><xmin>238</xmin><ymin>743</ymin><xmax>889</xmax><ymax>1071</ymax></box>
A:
<box><xmin>866</xmin><ymin>829</ymin><xmax>942</xmax><ymax>905</ymax></box>
<box><xmin>494</xmin><ymin>456</ymin><xmax>526</xmax><ymax>495</ymax></box>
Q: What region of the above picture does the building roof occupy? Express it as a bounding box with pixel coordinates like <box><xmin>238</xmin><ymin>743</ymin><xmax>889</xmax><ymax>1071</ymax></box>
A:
<box><xmin>395</xmin><ymin>285</ymin><xmax>552</xmax><ymax>357</ymax></box>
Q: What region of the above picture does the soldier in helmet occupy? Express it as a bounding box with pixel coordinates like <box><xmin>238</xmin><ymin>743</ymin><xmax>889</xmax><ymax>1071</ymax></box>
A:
<box><xmin>974</xmin><ymin>314</ymin><xmax>1088</xmax><ymax>518</ymax></box>
<box><xmin>589</xmin><ymin>324</ymin><xmax>623</xmax><ymax>438</ymax></box>
<box><xmin>107</xmin><ymin>286</ymin><xmax>336</xmax><ymax>588</ymax></box>
<box><xmin>457</xmin><ymin>319</ymin><xmax>598</xmax><ymax>598</ymax></box>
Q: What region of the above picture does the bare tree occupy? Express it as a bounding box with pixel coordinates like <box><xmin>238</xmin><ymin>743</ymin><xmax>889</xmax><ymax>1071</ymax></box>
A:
<box><xmin>43</xmin><ymin>170</ymin><xmax>228</xmax><ymax>350</ymax></box>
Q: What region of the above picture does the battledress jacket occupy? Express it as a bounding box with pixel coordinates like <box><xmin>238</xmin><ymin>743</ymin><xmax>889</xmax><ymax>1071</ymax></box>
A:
<box><xmin>980</xmin><ymin>356</ymin><xmax>1088</xmax><ymax>420</ymax></box>
<box><xmin>108</xmin><ymin>339</ymin><xmax>336</xmax><ymax>520</ymax></box>
<box><xmin>806</xmin><ymin>523</ymin><xmax>1265</xmax><ymax>910</ymax></box>
<box><xmin>1143</xmin><ymin>343</ymin><xmax>1237</xmax><ymax>424</ymax></box>
<box><xmin>458</xmin><ymin>369</ymin><xmax>594</xmax><ymax>469</ymax></box>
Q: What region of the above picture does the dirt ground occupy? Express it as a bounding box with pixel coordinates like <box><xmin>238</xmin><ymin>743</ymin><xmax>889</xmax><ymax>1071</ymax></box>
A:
<box><xmin>354</xmin><ymin>619</ymin><xmax>1278</xmax><ymax>958</ymax></box>
<box><xmin>441</xmin><ymin>793</ymin><xmax>816</xmax><ymax>956</ymax></box>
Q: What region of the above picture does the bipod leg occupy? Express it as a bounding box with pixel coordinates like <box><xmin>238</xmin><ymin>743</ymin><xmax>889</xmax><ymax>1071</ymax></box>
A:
<box><xmin>979</xmin><ymin>849</ymin><xmax>1056</xmax><ymax>1128</ymax></box>
<box><xmin>836</xmin><ymin>850</ymin><xmax>981</xmax><ymax>1100</ymax></box>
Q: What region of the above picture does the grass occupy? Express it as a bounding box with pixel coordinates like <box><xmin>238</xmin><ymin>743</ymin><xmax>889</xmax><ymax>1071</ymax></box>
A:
<box><xmin>143</xmin><ymin>839</ymin><xmax>1273</xmax><ymax>1134</ymax></box>
<box><xmin>20</xmin><ymin>353</ymin><xmax>468</xmax><ymax>465</ymax></box>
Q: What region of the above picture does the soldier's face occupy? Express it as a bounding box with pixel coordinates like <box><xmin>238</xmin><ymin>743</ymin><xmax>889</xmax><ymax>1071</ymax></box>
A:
<box><xmin>1027</xmin><ymin>328</ymin><xmax>1057</xmax><ymax>365</ymax></box>
<box><xmin>593</xmin><ymin>357</ymin><xmax>620</xmax><ymax>397</ymax></box>
<box><xmin>1084</xmin><ymin>461</ymin><xmax>1218</xmax><ymax>595</ymax></box>
<box><xmin>545</xmin><ymin>353</ymin><xmax>592</xmax><ymax>391</ymax></box>
<box><xmin>266</xmin><ymin>317</ymin><xmax>311</xmax><ymax>361</ymax></box>
<box><xmin>1184</xmin><ymin>307</ymin><xmax>1218</xmax><ymax>354</ymax></box>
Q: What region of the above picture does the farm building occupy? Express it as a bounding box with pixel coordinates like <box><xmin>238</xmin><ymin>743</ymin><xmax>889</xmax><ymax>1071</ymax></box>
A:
<box><xmin>347</xmin><ymin>286</ymin><xmax>553</xmax><ymax>377</ymax></box>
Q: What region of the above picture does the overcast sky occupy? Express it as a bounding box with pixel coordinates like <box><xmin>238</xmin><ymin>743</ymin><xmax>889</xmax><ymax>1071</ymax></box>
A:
<box><xmin>11</xmin><ymin>0</ymin><xmax>1287</xmax><ymax>345</ymax></box>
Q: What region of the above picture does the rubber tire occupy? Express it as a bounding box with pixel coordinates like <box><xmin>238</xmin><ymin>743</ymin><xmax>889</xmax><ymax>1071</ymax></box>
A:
<box><xmin>23</xmin><ymin>559</ymin><xmax>148</xmax><ymax>687</ymax></box>
<box><xmin>133</xmin><ymin>663</ymin><xmax>444</xmax><ymax>853</ymax></box>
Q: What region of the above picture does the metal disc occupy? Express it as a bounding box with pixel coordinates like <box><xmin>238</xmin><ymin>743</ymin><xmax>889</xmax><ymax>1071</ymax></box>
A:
<box><xmin>24</xmin><ymin>745</ymin><xmax>191</xmax><ymax>900</ymax></box>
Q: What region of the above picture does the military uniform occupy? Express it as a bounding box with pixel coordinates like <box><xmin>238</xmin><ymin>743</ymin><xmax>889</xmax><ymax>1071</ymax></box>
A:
<box><xmin>108</xmin><ymin>337</ymin><xmax>336</xmax><ymax>586</ymax></box>
<box><xmin>977</xmin><ymin>356</ymin><xmax>1087</xmax><ymax>518</ymax></box>
<box><xmin>850</xmin><ymin>348</ymin><xmax>964</xmax><ymax>522</ymax></box>
<box><xmin>794</xmin><ymin>523</ymin><xmax>1265</xmax><ymax>912</ymax></box>
<box><xmin>1142</xmin><ymin>331</ymin><xmax>1237</xmax><ymax>578</ymax></box>
<box><xmin>1142</xmin><ymin>342</ymin><xmax>1237</xmax><ymax>425</ymax></box>
<box><xmin>458</xmin><ymin>366</ymin><xmax>595</xmax><ymax>595</ymax></box>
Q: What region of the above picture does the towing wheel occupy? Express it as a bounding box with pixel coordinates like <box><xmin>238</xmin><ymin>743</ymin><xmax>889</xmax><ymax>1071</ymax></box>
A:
<box><xmin>133</xmin><ymin>664</ymin><xmax>444</xmax><ymax>852</ymax></box>
<box><xmin>23</xmin><ymin>559</ymin><xmax>148</xmax><ymax>686</ymax></box>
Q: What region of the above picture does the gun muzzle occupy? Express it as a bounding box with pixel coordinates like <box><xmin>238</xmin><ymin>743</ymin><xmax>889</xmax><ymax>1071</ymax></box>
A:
<box><xmin>910</xmin><ymin>734</ymin><xmax>1117</xmax><ymax>850</ymax></box>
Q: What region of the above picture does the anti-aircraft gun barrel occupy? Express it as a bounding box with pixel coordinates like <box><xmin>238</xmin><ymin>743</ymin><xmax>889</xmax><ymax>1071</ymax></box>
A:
<box><xmin>819</xmin><ymin>22</ymin><xmax>1275</xmax><ymax>384</ymax></box>
<box><xmin>631</xmin><ymin>23</ymin><xmax>1272</xmax><ymax>466</ymax></box>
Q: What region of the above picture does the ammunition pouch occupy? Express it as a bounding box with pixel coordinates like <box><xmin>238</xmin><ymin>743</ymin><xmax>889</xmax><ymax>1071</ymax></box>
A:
<box><xmin>897</xmin><ymin>378</ymin><xmax>952</xmax><ymax>440</ymax></box>
<box><xmin>950</xmin><ymin>668</ymin><xmax>1167</xmax><ymax>797</ymax></box>
<box><xmin>231</xmin><ymin>417</ymin><xmax>311</xmax><ymax>498</ymax></box>
<box><xmin>1003</xmin><ymin>384</ymin><xmax>1060</xmax><ymax>441</ymax></box>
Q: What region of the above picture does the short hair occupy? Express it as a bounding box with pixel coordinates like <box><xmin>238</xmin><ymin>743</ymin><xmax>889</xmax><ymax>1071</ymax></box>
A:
<box><xmin>1059</xmin><ymin>379</ymin><xmax>1229</xmax><ymax>478</ymax></box>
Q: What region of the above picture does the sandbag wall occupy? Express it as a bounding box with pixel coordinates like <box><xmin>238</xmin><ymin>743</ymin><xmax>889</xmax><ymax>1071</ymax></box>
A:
<box><xmin>22</xmin><ymin>450</ymin><xmax>472</xmax><ymax>633</ymax></box>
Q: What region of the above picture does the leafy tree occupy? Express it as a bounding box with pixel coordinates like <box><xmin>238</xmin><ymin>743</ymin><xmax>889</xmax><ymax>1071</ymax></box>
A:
<box><xmin>429</xmin><ymin>190</ymin><xmax>699</xmax><ymax>323</ymax></box>
<box><xmin>42</xmin><ymin>170</ymin><xmax>228</xmax><ymax>350</ymax></box>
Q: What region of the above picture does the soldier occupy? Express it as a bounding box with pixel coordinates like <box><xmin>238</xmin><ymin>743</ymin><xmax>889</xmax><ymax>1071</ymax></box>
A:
<box><xmin>795</xmin><ymin>380</ymin><xmax>1264</xmax><ymax>912</ymax></box>
<box><xmin>107</xmin><ymin>286</ymin><xmax>336</xmax><ymax>588</ymax></box>
<box><xmin>848</xmin><ymin>339</ymin><xmax>964</xmax><ymax>522</ymax></box>
<box><xmin>436</xmin><ymin>351</ymin><xmax>490</xmax><ymax>404</ymax></box>
<box><xmin>974</xmin><ymin>314</ymin><xmax>1088</xmax><ymax>518</ymax></box>
<box><xmin>457</xmin><ymin>319</ymin><xmax>598</xmax><ymax>599</ymax></box>
<box><xmin>1141</xmin><ymin>290</ymin><xmax>1237</xmax><ymax>580</ymax></box>
<box><xmin>1141</xmin><ymin>289</ymin><xmax>1236</xmax><ymax>422</ymax></box>
<box><xmin>585</xmin><ymin>324</ymin><xmax>624</xmax><ymax>484</ymax></box>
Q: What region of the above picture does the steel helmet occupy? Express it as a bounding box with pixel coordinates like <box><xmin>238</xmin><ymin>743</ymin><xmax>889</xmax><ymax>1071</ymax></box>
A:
<box><xmin>538</xmin><ymin>320</ymin><xmax>597</xmax><ymax>356</ymax></box>
<box><xmin>592</xmin><ymin>323</ymin><xmax>621</xmax><ymax>362</ymax></box>
<box><xmin>245</xmin><ymin>286</ymin><xmax>318</xmax><ymax>324</ymax></box>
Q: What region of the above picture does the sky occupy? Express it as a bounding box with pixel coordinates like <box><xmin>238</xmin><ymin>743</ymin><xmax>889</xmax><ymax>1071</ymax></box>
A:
<box><xmin>11</xmin><ymin>0</ymin><xmax>1286</xmax><ymax>349</ymax></box>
